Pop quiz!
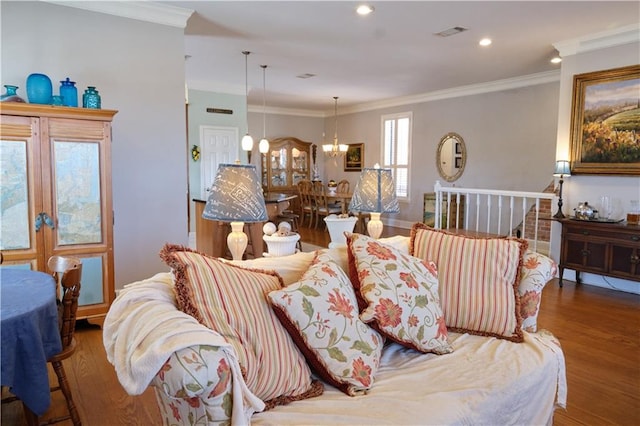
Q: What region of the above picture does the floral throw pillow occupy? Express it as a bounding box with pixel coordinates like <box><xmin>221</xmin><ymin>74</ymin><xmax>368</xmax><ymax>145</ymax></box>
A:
<box><xmin>346</xmin><ymin>233</ymin><xmax>453</xmax><ymax>355</ymax></box>
<box><xmin>268</xmin><ymin>252</ymin><xmax>384</xmax><ymax>396</ymax></box>
<box><xmin>519</xmin><ymin>250</ymin><xmax>558</xmax><ymax>332</ymax></box>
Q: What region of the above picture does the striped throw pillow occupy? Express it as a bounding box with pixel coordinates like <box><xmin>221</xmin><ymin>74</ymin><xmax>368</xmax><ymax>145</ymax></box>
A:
<box><xmin>160</xmin><ymin>244</ymin><xmax>322</xmax><ymax>408</ymax></box>
<box><xmin>409</xmin><ymin>224</ymin><xmax>527</xmax><ymax>342</ymax></box>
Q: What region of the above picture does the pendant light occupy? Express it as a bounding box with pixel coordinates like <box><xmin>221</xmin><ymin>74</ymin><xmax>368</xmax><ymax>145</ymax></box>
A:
<box><xmin>258</xmin><ymin>64</ymin><xmax>270</xmax><ymax>155</ymax></box>
<box><xmin>323</xmin><ymin>96</ymin><xmax>349</xmax><ymax>157</ymax></box>
<box><xmin>241</xmin><ymin>51</ymin><xmax>254</xmax><ymax>163</ymax></box>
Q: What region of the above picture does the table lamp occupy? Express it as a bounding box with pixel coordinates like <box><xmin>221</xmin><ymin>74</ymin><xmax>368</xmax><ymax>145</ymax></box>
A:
<box><xmin>553</xmin><ymin>160</ymin><xmax>571</xmax><ymax>219</ymax></box>
<box><xmin>348</xmin><ymin>165</ymin><xmax>399</xmax><ymax>239</ymax></box>
<box><xmin>202</xmin><ymin>164</ymin><xmax>267</xmax><ymax>260</ymax></box>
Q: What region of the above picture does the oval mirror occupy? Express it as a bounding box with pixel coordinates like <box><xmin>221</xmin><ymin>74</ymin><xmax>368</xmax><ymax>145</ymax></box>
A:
<box><xmin>436</xmin><ymin>132</ymin><xmax>466</xmax><ymax>182</ymax></box>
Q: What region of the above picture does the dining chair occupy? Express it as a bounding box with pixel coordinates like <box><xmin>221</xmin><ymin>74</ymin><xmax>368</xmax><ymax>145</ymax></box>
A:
<box><xmin>311</xmin><ymin>181</ymin><xmax>342</xmax><ymax>229</ymax></box>
<box><xmin>297</xmin><ymin>180</ymin><xmax>315</xmax><ymax>228</ymax></box>
<box><xmin>47</xmin><ymin>256</ymin><xmax>83</xmax><ymax>426</ymax></box>
<box><xmin>336</xmin><ymin>179</ymin><xmax>350</xmax><ymax>193</ymax></box>
<box><xmin>330</xmin><ymin>179</ymin><xmax>350</xmax><ymax>209</ymax></box>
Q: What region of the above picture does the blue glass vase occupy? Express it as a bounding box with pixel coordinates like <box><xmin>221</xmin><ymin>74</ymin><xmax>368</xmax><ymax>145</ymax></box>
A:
<box><xmin>59</xmin><ymin>78</ymin><xmax>78</xmax><ymax>107</ymax></box>
<box><xmin>82</xmin><ymin>86</ymin><xmax>101</xmax><ymax>109</ymax></box>
<box><xmin>0</xmin><ymin>85</ymin><xmax>26</xmax><ymax>103</ymax></box>
<box><xmin>26</xmin><ymin>73</ymin><xmax>53</xmax><ymax>104</ymax></box>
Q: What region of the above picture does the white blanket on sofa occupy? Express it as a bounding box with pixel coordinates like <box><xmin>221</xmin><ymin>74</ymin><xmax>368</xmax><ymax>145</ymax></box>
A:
<box><xmin>103</xmin><ymin>272</ymin><xmax>265</xmax><ymax>425</ymax></box>
<box><xmin>253</xmin><ymin>330</ymin><xmax>567</xmax><ymax>425</ymax></box>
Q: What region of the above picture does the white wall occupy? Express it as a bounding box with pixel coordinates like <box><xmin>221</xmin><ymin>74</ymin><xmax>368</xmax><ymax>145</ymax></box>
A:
<box><xmin>550</xmin><ymin>39</ymin><xmax>640</xmax><ymax>294</ymax></box>
<box><xmin>320</xmin><ymin>82</ymin><xmax>560</xmax><ymax>227</ymax></box>
<box><xmin>1</xmin><ymin>2</ymin><xmax>188</xmax><ymax>290</ymax></box>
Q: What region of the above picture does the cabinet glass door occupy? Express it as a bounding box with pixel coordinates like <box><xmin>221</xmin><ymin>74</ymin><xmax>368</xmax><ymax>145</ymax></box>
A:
<box><xmin>53</xmin><ymin>141</ymin><xmax>102</xmax><ymax>245</ymax></box>
<box><xmin>0</xmin><ymin>115</ymin><xmax>42</xmax><ymax>269</ymax></box>
<box><xmin>292</xmin><ymin>149</ymin><xmax>309</xmax><ymax>185</ymax></box>
<box><xmin>1</xmin><ymin>140</ymin><xmax>31</xmax><ymax>250</ymax></box>
<box><xmin>270</xmin><ymin>148</ymin><xmax>288</xmax><ymax>188</ymax></box>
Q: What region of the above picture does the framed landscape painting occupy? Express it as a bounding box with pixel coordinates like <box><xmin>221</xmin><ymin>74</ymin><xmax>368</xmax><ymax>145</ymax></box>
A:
<box><xmin>569</xmin><ymin>64</ymin><xmax>640</xmax><ymax>175</ymax></box>
<box><xmin>344</xmin><ymin>143</ymin><xmax>364</xmax><ymax>171</ymax></box>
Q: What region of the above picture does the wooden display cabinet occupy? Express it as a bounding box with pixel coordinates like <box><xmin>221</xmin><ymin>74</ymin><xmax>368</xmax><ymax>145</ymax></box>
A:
<box><xmin>261</xmin><ymin>137</ymin><xmax>312</xmax><ymax>211</ymax></box>
<box><xmin>0</xmin><ymin>103</ymin><xmax>117</xmax><ymax>323</ymax></box>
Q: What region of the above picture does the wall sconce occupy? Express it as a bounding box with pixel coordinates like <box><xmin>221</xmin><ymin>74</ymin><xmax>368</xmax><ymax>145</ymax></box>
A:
<box><xmin>202</xmin><ymin>164</ymin><xmax>267</xmax><ymax>260</ymax></box>
<box><xmin>348</xmin><ymin>165</ymin><xmax>399</xmax><ymax>239</ymax></box>
<box><xmin>553</xmin><ymin>160</ymin><xmax>571</xmax><ymax>219</ymax></box>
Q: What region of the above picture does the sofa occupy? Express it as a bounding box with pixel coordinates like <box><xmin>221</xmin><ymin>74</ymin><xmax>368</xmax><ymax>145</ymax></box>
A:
<box><xmin>103</xmin><ymin>227</ymin><xmax>567</xmax><ymax>426</ymax></box>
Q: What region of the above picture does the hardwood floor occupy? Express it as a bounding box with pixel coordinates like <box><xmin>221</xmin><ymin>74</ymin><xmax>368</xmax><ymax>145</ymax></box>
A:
<box><xmin>3</xmin><ymin>225</ymin><xmax>639</xmax><ymax>425</ymax></box>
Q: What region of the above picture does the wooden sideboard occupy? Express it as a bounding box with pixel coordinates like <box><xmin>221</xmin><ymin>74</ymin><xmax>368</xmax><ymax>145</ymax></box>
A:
<box><xmin>557</xmin><ymin>219</ymin><xmax>640</xmax><ymax>287</ymax></box>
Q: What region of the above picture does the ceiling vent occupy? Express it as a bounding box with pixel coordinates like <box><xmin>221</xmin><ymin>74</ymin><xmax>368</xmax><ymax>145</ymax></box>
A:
<box><xmin>434</xmin><ymin>27</ymin><xmax>468</xmax><ymax>37</ymax></box>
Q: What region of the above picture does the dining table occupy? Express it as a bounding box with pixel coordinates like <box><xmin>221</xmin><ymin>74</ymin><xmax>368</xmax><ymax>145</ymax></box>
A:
<box><xmin>1</xmin><ymin>268</ymin><xmax>62</xmax><ymax>419</ymax></box>
<box><xmin>325</xmin><ymin>191</ymin><xmax>353</xmax><ymax>214</ymax></box>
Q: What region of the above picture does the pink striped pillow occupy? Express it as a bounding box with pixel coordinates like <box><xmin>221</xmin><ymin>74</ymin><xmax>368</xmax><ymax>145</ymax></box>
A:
<box><xmin>160</xmin><ymin>244</ymin><xmax>322</xmax><ymax>408</ymax></box>
<box><xmin>409</xmin><ymin>224</ymin><xmax>527</xmax><ymax>342</ymax></box>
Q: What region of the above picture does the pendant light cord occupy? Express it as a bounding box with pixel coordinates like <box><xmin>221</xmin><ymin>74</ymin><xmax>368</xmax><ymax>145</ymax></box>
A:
<box><xmin>334</xmin><ymin>96</ymin><xmax>339</xmax><ymax>147</ymax></box>
<box><xmin>243</xmin><ymin>51</ymin><xmax>250</xmax><ymax>131</ymax></box>
<box><xmin>262</xmin><ymin>65</ymin><xmax>267</xmax><ymax>138</ymax></box>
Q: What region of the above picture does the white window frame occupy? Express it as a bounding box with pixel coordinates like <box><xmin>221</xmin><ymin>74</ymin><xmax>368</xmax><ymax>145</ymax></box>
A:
<box><xmin>380</xmin><ymin>111</ymin><xmax>412</xmax><ymax>202</ymax></box>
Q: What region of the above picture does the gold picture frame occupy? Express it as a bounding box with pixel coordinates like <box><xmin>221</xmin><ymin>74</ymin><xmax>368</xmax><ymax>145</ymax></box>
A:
<box><xmin>569</xmin><ymin>64</ymin><xmax>640</xmax><ymax>175</ymax></box>
<box><xmin>344</xmin><ymin>143</ymin><xmax>364</xmax><ymax>171</ymax></box>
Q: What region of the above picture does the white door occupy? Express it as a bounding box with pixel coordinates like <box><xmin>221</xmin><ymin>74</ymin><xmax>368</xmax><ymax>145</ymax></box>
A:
<box><xmin>200</xmin><ymin>126</ymin><xmax>239</xmax><ymax>199</ymax></box>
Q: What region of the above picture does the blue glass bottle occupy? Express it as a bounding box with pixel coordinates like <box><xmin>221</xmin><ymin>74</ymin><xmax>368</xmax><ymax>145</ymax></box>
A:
<box><xmin>26</xmin><ymin>73</ymin><xmax>53</xmax><ymax>104</ymax></box>
<box><xmin>82</xmin><ymin>86</ymin><xmax>101</xmax><ymax>109</ymax></box>
<box><xmin>0</xmin><ymin>85</ymin><xmax>25</xmax><ymax>102</ymax></box>
<box><xmin>59</xmin><ymin>78</ymin><xmax>78</xmax><ymax>107</ymax></box>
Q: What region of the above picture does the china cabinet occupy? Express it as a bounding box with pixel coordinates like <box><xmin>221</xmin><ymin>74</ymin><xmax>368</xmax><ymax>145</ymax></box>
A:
<box><xmin>557</xmin><ymin>219</ymin><xmax>640</xmax><ymax>287</ymax></box>
<box><xmin>261</xmin><ymin>137</ymin><xmax>312</xmax><ymax>210</ymax></box>
<box><xmin>0</xmin><ymin>103</ymin><xmax>117</xmax><ymax>322</ymax></box>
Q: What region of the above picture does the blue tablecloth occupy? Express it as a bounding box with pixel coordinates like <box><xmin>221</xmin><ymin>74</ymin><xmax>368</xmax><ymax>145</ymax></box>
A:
<box><xmin>1</xmin><ymin>268</ymin><xmax>62</xmax><ymax>415</ymax></box>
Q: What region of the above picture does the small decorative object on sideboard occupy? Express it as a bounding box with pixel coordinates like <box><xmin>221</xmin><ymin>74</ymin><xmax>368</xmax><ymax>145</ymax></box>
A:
<box><xmin>51</xmin><ymin>95</ymin><xmax>64</xmax><ymax>106</ymax></box>
<box><xmin>627</xmin><ymin>200</ymin><xmax>640</xmax><ymax>225</ymax></box>
<box><xmin>59</xmin><ymin>77</ymin><xmax>78</xmax><ymax>107</ymax></box>
<box><xmin>0</xmin><ymin>85</ymin><xmax>25</xmax><ymax>102</ymax></box>
<box><xmin>574</xmin><ymin>201</ymin><xmax>598</xmax><ymax>220</ymax></box>
<box><xmin>82</xmin><ymin>86</ymin><xmax>101</xmax><ymax>109</ymax></box>
<box><xmin>26</xmin><ymin>73</ymin><xmax>53</xmax><ymax>104</ymax></box>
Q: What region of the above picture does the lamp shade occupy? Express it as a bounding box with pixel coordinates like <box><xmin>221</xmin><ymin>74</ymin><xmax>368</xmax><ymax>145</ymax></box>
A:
<box><xmin>553</xmin><ymin>160</ymin><xmax>571</xmax><ymax>176</ymax></box>
<box><xmin>202</xmin><ymin>164</ymin><xmax>267</xmax><ymax>222</ymax></box>
<box><xmin>348</xmin><ymin>167</ymin><xmax>400</xmax><ymax>213</ymax></box>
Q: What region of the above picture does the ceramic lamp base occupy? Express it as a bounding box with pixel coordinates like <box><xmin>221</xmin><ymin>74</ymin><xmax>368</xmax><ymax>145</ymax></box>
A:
<box><xmin>367</xmin><ymin>212</ymin><xmax>383</xmax><ymax>239</ymax></box>
<box><xmin>227</xmin><ymin>222</ymin><xmax>248</xmax><ymax>261</ymax></box>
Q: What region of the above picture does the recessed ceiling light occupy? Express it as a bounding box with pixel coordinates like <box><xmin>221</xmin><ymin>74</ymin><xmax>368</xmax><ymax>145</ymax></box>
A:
<box><xmin>356</xmin><ymin>4</ymin><xmax>375</xmax><ymax>15</ymax></box>
<box><xmin>550</xmin><ymin>56</ymin><xmax>562</xmax><ymax>64</ymax></box>
<box><xmin>296</xmin><ymin>73</ymin><xmax>316</xmax><ymax>79</ymax></box>
<box><xmin>479</xmin><ymin>38</ymin><xmax>492</xmax><ymax>47</ymax></box>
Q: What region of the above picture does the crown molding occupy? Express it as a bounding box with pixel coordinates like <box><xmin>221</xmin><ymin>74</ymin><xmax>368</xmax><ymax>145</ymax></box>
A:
<box><xmin>337</xmin><ymin>70</ymin><xmax>561</xmax><ymax>116</ymax></box>
<box><xmin>246</xmin><ymin>70</ymin><xmax>561</xmax><ymax>117</ymax></box>
<box><xmin>42</xmin><ymin>1</ymin><xmax>193</xmax><ymax>28</ymax></box>
<box><xmin>248</xmin><ymin>105</ymin><xmax>326</xmax><ymax>118</ymax></box>
<box><xmin>553</xmin><ymin>23</ymin><xmax>640</xmax><ymax>57</ymax></box>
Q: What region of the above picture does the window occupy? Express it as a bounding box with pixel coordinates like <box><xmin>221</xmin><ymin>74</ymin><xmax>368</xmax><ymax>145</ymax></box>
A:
<box><xmin>381</xmin><ymin>112</ymin><xmax>411</xmax><ymax>200</ymax></box>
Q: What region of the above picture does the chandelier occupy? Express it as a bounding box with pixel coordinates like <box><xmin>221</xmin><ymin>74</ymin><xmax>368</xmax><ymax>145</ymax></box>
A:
<box><xmin>323</xmin><ymin>96</ymin><xmax>348</xmax><ymax>157</ymax></box>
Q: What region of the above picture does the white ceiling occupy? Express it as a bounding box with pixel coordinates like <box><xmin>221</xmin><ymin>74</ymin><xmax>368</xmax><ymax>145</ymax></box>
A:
<box><xmin>58</xmin><ymin>1</ymin><xmax>640</xmax><ymax>114</ymax></box>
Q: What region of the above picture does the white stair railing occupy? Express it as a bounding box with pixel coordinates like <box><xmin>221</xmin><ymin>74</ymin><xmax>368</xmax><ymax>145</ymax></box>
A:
<box><xmin>433</xmin><ymin>181</ymin><xmax>555</xmax><ymax>254</ymax></box>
